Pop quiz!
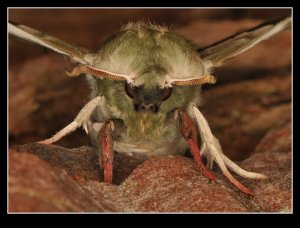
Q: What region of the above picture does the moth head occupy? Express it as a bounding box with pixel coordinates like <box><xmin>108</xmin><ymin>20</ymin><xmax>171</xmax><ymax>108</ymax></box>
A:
<box><xmin>124</xmin><ymin>82</ymin><xmax>173</xmax><ymax>113</ymax></box>
<box><xmin>66</xmin><ymin>63</ymin><xmax>216</xmax><ymax>113</ymax></box>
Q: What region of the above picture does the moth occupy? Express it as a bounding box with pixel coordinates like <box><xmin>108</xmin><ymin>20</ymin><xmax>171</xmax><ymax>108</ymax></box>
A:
<box><xmin>9</xmin><ymin>15</ymin><xmax>291</xmax><ymax>195</ymax></box>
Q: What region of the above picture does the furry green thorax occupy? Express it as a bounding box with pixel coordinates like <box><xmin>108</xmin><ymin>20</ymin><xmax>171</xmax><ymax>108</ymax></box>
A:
<box><xmin>92</xmin><ymin>22</ymin><xmax>204</xmax><ymax>140</ymax></box>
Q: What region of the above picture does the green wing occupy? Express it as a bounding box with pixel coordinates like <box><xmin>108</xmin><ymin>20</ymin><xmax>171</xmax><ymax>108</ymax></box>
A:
<box><xmin>9</xmin><ymin>21</ymin><xmax>94</xmax><ymax>65</ymax></box>
<box><xmin>198</xmin><ymin>15</ymin><xmax>291</xmax><ymax>68</ymax></box>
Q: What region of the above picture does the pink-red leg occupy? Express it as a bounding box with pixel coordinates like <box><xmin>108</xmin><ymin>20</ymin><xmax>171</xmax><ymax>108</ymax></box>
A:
<box><xmin>223</xmin><ymin>172</ymin><xmax>253</xmax><ymax>195</ymax></box>
<box><xmin>189</xmin><ymin>107</ymin><xmax>253</xmax><ymax>195</ymax></box>
<box><xmin>98</xmin><ymin>121</ymin><xmax>114</xmax><ymax>183</ymax></box>
<box><xmin>178</xmin><ymin>110</ymin><xmax>216</xmax><ymax>180</ymax></box>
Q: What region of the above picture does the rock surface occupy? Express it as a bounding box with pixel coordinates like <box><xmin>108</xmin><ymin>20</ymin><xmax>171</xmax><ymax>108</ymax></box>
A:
<box><xmin>9</xmin><ymin>118</ymin><xmax>291</xmax><ymax>212</ymax></box>
<box><xmin>241</xmin><ymin>119</ymin><xmax>291</xmax><ymax>212</ymax></box>
<box><xmin>9</xmin><ymin>151</ymin><xmax>122</xmax><ymax>212</ymax></box>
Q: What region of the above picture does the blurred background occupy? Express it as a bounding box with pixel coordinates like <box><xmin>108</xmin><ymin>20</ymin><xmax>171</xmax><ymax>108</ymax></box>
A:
<box><xmin>9</xmin><ymin>9</ymin><xmax>291</xmax><ymax>66</ymax></box>
<box><xmin>8</xmin><ymin>8</ymin><xmax>291</xmax><ymax>161</ymax></box>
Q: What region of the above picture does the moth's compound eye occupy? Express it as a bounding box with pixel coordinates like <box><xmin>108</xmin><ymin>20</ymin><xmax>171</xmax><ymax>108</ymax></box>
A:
<box><xmin>161</xmin><ymin>87</ymin><xmax>173</xmax><ymax>101</ymax></box>
<box><xmin>125</xmin><ymin>82</ymin><xmax>136</xmax><ymax>99</ymax></box>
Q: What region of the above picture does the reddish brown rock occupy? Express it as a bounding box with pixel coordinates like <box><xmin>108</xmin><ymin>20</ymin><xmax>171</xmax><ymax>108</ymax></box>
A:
<box><xmin>119</xmin><ymin>156</ymin><xmax>248</xmax><ymax>212</ymax></box>
<box><xmin>12</xmin><ymin>143</ymin><xmax>144</xmax><ymax>185</ymax></box>
<box><xmin>9</xmin><ymin>125</ymin><xmax>291</xmax><ymax>213</ymax></box>
<box><xmin>240</xmin><ymin>119</ymin><xmax>291</xmax><ymax>212</ymax></box>
<box><xmin>9</xmin><ymin>150</ymin><xmax>123</xmax><ymax>212</ymax></box>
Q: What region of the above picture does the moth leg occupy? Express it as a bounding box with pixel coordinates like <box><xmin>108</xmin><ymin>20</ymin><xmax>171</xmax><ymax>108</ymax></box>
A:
<box><xmin>191</xmin><ymin>105</ymin><xmax>254</xmax><ymax>195</ymax></box>
<box><xmin>98</xmin><ymin>121</ymin><xmax>114</xmax><ymax>183</ymax></box>
<box><xmin>221</xmin><ymin>154</ymin><xmax>267</xmax><ymax>179</ymax></box>
<box><xmin>39</xmin><ymin>95</ymin><xmax>102</xmax><ymax>144</ymax></box>
<box><xmin>178</xmin><ymin>110</ymin><xmax>216</xmax><ymax>180</ymax></box>
<box><xmin>214</xmin><ymin>138</ymin><xmax>267</xmax><ymax>179</ymax></box>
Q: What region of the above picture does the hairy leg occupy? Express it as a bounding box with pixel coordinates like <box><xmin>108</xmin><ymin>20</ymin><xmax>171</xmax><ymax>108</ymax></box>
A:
<box><xmin>178</xmin><ymin>110</ymin><xmax>216</xmax><ymax>180</ymax></box>
<box><xmin>39</xmin><ymin>96</ymin><xmax>102</xmax><ymax>144</ymax></box>
<box><xmin>190</xmin><ymin>105</ymin><xmax>268</xmax><ymax>195</ymax></box>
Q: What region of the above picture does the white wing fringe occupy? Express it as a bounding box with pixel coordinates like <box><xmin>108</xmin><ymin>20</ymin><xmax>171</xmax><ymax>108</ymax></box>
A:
<box><xmin>191</xmin><ymin>105</ymin><xmax>267</xmax><ymax>180</ymax></box>
<box><xmin>39</xmin><ymin>96</ymin><xmax>102</xmax><ymax>144</ymax></box>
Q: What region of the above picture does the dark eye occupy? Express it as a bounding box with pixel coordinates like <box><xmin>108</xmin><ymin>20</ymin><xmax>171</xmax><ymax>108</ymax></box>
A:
<box><xmin>125</xmin><ymin>82</ymin><xmax>136</xmax><ymax>99</ymax></box>
<box><xmin>161</xmin><ymin>87</ymin><xmax>173</xmax><ymax>101</ymax></box>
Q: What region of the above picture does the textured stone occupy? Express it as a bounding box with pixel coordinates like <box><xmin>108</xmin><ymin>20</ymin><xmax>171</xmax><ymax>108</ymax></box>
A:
<box><xmin>12</xmin><ymin>143</ymin><xmax>144</xmax><ymax>185</ymax></box>
<box><xmin>9</xmin><ymin>122</ymin><xmax>291</xmax><ymax>213</ymax></box>
<box><xmin>240</xmin><ymin>119</ymin><xmax>292</xmax><ymax>212</ymax></box>
<box><xmin>9</xmin><ymin>150</ymin><xmax>122</xmax><ymax>212</ymax></box>
<box><xmin>119</xmin><ymin>156</ymin><xmax>248</xmax><ymax>212</ymax></box>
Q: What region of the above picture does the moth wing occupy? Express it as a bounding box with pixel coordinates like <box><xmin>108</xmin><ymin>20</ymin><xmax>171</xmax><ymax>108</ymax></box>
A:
<box><xmin>198</xmin><ymin>15</ymin><xmax>291</xmax><ymax>68</ymax></box>
<box><xmin>9</xmin><ymin>21</ymin><xmax>94</xmax><ymax>65</ymax></box>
